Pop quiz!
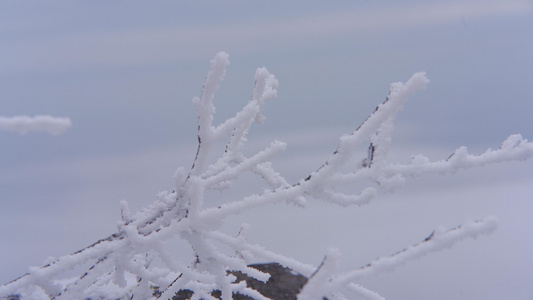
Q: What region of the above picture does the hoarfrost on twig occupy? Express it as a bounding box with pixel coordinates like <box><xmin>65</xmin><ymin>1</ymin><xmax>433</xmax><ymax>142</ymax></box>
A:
<box><xmin>2</xmin><ymin>52</ymin><xmax>532</xmax><ymax>300</ymax></box>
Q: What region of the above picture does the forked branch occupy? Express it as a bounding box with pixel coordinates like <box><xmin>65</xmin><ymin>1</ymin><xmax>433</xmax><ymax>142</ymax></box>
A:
<box><xmin>1</xmin><ymin>53</ymin><xmax>531</xmax><ymax>300</ymax></box>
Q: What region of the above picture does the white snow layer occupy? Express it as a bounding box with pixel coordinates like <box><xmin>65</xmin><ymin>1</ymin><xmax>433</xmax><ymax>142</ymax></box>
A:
<box><xmin>0</xmin><ymin>115</ymin><xmax>72</xmax><ymax>135</ymax></box>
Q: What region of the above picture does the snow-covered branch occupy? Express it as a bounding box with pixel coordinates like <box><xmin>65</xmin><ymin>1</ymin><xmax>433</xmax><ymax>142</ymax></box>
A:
<box><xmin>298</xmin><ymin>218</ymin><xmax>498</xmax><ymax>299</ymax></box>
<box><xmin>1</xmin><ymin>53</ymin><xmax>531</xmax><ymax>300</ymax></box>
<box><xmin>0</xmin><ymin>115</ymin><xmax>72</xmax><ymax>135</ymax></box>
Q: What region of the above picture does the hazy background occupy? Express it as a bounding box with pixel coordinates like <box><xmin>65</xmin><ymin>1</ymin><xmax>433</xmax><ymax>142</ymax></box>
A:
<box><xmin>1</xmin><ymin>1</ymin><xmax>533</xmax><ymax>299</ymax></box>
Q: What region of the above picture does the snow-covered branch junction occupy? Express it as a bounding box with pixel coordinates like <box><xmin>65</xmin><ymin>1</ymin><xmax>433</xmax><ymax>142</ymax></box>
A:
<box><xmin>2</xmin><ymin>53</ymin><xmax>532</xmax><ymax>300</ymax></box>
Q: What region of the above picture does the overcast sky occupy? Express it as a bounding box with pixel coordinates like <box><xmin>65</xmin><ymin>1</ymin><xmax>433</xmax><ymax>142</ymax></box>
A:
<box><xmin>1</xmin><ymin>1</ymin><xmax>533</xmax><ymax>299</ymax></box>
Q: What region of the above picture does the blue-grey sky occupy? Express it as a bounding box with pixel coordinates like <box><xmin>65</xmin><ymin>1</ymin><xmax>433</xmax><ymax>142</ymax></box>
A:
<box><xmin>1</xmin><ymin>1</ymin><xmax>533</xmax><ymax>299</ymax></box>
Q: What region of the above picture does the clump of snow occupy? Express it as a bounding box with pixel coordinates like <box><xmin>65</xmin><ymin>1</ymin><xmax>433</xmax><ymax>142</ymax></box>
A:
<box><xmin>0</xmin><ymin>115</ymin><xmax>72</xmax><ymax>135</ymax></box>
